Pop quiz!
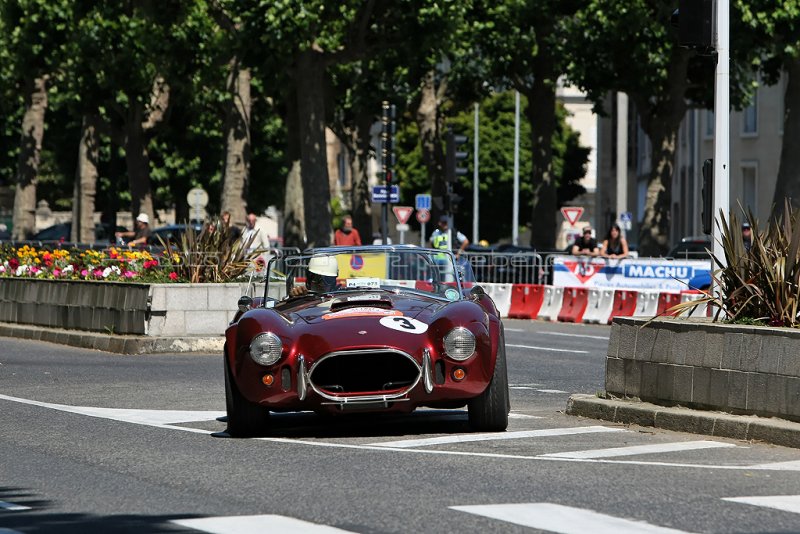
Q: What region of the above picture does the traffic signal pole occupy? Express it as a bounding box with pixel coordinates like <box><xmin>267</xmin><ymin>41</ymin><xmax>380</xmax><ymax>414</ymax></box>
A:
<box><xmin>712</xmin><ymin>0</ymin><xmax>729</xmax><ymax>271</ymax></box>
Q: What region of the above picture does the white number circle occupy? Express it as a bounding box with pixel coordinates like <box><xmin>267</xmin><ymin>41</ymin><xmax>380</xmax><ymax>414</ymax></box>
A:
<box><xmin>379</xmin><ymin>316</ymin><xmax>428</xmax><ymax>334</ymax></box>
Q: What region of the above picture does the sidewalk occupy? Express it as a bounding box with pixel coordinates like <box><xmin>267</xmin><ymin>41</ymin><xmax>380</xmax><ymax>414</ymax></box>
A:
<box><xmin>567</xmin><ymin>393</ymin><xmax>800</xmax><ymax>449</ymax></box>
<box><xmin>0</xmin><ymin>322</ymin><xmax>224</xmax><ymax>354</ymax></box>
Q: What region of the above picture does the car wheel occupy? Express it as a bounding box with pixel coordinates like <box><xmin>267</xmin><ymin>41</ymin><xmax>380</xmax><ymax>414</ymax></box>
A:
<box><xmin>224</xmin><ymin>355</ymin><xmax>270</xmax><ymax>437</ymax></box>
<box><xmin>467</xmin><ymin>327</ymin><xmax>510</xmax><ymax>432</ymax></box>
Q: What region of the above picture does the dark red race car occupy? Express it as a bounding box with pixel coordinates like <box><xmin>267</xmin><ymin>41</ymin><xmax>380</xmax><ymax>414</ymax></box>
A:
<box><xmin>224</xmin><ymin>245</ymin><xmax>509</xmax><ymax>436</ymax></box>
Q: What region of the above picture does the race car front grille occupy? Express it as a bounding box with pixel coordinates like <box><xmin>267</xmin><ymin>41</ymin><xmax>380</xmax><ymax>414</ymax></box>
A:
<box><xmin>309</xmin><ymin>349</ymin><xmax>421</xmax><ymax>399</ymax></box>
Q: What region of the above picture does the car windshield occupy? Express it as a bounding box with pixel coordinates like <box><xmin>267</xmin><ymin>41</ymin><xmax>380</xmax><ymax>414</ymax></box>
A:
<box><xmin>266</xmin><ymin>247</ymin><xmax>467</xmax><ymax>301</ymax></box>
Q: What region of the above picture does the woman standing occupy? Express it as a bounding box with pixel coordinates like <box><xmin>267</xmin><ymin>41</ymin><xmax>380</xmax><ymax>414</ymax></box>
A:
<box><xmin>601</xmin><ymin>223</ymin><xmax>629</xmax><ymax>259</ymax></box>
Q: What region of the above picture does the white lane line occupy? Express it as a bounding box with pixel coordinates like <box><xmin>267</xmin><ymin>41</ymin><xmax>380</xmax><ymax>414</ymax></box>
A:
<box><xmin>0</xmin><ymin>394</ymin><xmax>223</xmax><ymax>426</ymax></box>
<box><xmin>171</xmin><ymin>515</ymin><xmax>356</xmax><ymax>533</ymax></box>
<box><xmin>508</xmin><ymin>413</ymin><xmax>541</xmax><ymax>419</ymax></box>
<box><xmin>368</xmin><ymin>425</ymin><xmax>626</xmax><ymax>448</ymax></box>
<box><xmin>506</xmin><ymin>344</ymin><xmax>588</xmax><ymax>354</ymax></box>
<box><xmin>504</xmin><ymin>328</ymin><xmax>525</xmax><ymax>332</ymax></box>
<box><xmin>0</xmin><ymin>529</ymin><xmax>26</xmax><ymax>534</ymax></box>
<box><xmin>746</xmin><ymin>460</ymin><xmax>800</xmax><ymax>471</ymax></box>
<box><xmin>723</xmin><ymin>495</ymin><xmax>800</xmax><ymax>515</ymax></box>
<box><xmin>536</xmin><ymin>389</ymin><xmax>568</xmax><ymax>394</ymax></box>
<box><xmin>0</xmin><ymin>501</ymin><xmax>31</xmax><ymax>511</ymax></box>
<box><xmin>450</xmin><ymin>503</ymin><xmax>695</xmax><ymax>533</ymax></box>
<box><xmin>539</xmin><ymin>331</ymin><xmax>609</xmax><ymax>340</ymax></box>
<box><xmin>541</xmin><ymin>440</ymin><xmax>738</xmax><ymax>459</ymax></box>
<box><xmin>510</xmin><ymin>386</ymin><xmax>534</xmax><ymax>390</ymax></box>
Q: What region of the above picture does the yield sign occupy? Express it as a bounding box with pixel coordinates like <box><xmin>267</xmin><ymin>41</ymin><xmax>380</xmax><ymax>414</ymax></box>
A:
<box><xmin>392</xmin><ymin>206</ymin><xmax>413</xmax><ymax>225</ymax></box>
<box><xmin>560</xmin><ymin>206</ymin><xmax>584</xmax><ymax>226</ymax></box>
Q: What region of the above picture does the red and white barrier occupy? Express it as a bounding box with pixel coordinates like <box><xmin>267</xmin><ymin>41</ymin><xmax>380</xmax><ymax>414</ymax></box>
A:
<box><xmin>508</xmin><ymin>284</ymin><xmax>545</xmax><ymax>319</ymax></box>
<box><xmin>608</xmin><ymin>289</ymin><xmax>638</xmax><ymax>324</ymax></box>
<box><xmin>557</xmin><ymin>287</ymin><xmax>589</xmax><ymax>323</ymax></box>
<box><xmin>537</xmin><ymin>286</ymin><xmax>564</xmax><ymax>322</ymax></box>
<box><xmin>582</xmin><ymin>288</ymin><xmax>616</xmax><ymax>324</ymax></box>
<box><xmin>482</xmin><ymin>283</ymin><xmax>513</xmax><ymax>317</ymax></box>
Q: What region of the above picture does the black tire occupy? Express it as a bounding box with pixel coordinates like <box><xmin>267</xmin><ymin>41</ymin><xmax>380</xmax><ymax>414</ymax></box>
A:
<box><xmin>224</xmin><ymin>354</ymin><xmax>270</xmax><ymax>437</ymax></box>
<box><xmin>468</xmin><ymin>328</ymin><xmax>510</xmax><ymax>431</ymax></box>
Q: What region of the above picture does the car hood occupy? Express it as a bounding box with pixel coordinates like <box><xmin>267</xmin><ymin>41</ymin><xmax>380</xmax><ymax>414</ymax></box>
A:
<box><xmin>279</xmin><ymin>291</ymin><xmax>450</xmax><ymax>325</ymax></box>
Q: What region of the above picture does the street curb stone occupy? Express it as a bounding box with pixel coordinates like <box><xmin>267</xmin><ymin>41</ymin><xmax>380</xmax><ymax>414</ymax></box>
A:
<box><xmin>566</xmin><ymin>393</ymin><xmax>800</xmax><ymax>449</ymax></box>
<box><xmin>0</xmin><ymin>322</ymin><xmax>224</xmax><ymax>354</ymax></box>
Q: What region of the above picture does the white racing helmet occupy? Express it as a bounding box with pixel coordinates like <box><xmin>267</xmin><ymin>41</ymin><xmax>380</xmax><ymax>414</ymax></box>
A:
<box><xmin>306</xmin><ymin>255</ymin><xmax>338</xmax><ymax>293</ymax></box>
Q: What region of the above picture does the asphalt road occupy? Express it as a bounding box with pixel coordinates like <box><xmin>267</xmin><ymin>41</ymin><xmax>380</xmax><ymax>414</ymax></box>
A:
<box><xmin>1</xmin><ymin>319</ymin><xmax>799</xmax><ymax>533</ymax></box>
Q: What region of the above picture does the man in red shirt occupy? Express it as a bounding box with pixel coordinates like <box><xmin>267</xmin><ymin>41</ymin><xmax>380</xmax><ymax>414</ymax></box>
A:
<box><xmin>333</xmin><ymin>215</ymin><xmax>362</xmax><ymax>246</ymax></box>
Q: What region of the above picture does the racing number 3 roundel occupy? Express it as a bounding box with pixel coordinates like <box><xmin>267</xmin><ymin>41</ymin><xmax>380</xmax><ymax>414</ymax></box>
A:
<box><xmin>379</xmin><ymin>315</ymin><xmax>428</xmax><ymax>334</ymax></box>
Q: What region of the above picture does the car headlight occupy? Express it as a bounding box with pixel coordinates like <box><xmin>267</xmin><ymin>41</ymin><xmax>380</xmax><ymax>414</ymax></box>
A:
<box><xmin>249</xmin><ymin>332</ymin><xmax>283</xmax><ymax>366</ymax></box>
<box><xmin>443</xmin><ymin>327</ymin><xmax>476</xmax><ymax>361</ymax></box>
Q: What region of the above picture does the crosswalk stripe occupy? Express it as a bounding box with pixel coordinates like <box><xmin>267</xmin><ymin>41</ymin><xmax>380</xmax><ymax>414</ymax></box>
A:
<box><xmin>368</xmin><ymin>425</ymin><xmax>626</xmax><ymax>448</ymax></box>
<box><xmin>0</xmin><ymin>501</ymin><xmax>31</xmax><ymax>511</ymax></box>
<box><xmin>171</xmin><ymin>514</ymin><xmax>357</xmax><ymax>533</ymax></box>
<box><xmin>540</xmin><ymin>440</ymin><xmax>738</xmax><ymax>459</ymax></box>
<box><xmin>723</xmin><ymin>495</ymin><xmax>800</xmax><ymax>514</ymax></box>
<box><xmin>450</xmin><ymin>503</ymin><xmax>696</xmax><ymax>533</ymax></box>
<box><xmin>746</xmin><ymin>460</ymin><xmax>800</xmax><ymax>471</ymax></box>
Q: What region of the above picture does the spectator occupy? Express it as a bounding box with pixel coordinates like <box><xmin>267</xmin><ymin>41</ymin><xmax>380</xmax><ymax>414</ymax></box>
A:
<box><xmin>742</xmin><ymin>222</ymin><xmax>752</xmax><ymax>252</ymax></box>
<box><xmin>601</xmin><ymin>223</ymin><xmax>629</xmax><ymax>259</ymax></box>
<box><xmin>571</xmin><ymin>226</ymin><xmax>599</xmax><ymax>256</ymax></box>
<box><xmin>115</xmin><ymin>213</ymin><xmax>152</xmax><ymax>247</ymax></box>
<box><xmin>222</xmin><ymin>211</ymin><xmax>242</xmax><ymax>240</ymax></box>
<box><xmin>333</xmin><ymin>215</ymin><xmax>362</xmax><ymax>246</ymax></box>
<box><xmin>241</xmin><ymin>212</ymin><xmax>270</xmax><ymax>252</ymax></box>
<box><xmin>430</xmin><ymin>215</ymin><xmax>469</xmax><ymax>259</ymax></box>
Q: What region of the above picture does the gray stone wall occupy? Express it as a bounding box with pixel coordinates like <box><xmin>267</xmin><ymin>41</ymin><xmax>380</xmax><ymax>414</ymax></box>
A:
<box><xmin>0</xmin><ymin>279</ymin><xmax>149</xmax><ymax>334</ymax></box>
<box><xmin>607</xmin><ymin>317</ymin><xmax>800</xmax><ymax>422</ymax></box>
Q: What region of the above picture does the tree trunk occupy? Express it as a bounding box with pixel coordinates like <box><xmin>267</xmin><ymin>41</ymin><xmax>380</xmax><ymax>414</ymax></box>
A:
<box><xmin>295</xmin><ymin>50</ymin><xmax>332</xmax><ymax>247</ymax></box>
<box><xmin>220</xmin><ymin>61</ymin><xmax>251</xmax><ymax>226</ymax></box>
<box><xmin>348</xmin><ymin>110</ymin><xmax>373</xmax><ymax>241</ymax></box>
<box><xmin>124</xmin><ymin>106</ymin><xmax>155</xmax><ymax>223</ymax></box>
<box><xmin>636</xmin><ymin>48</ymin><xmax>689</xmax><ymax>257</ymax></box>
<box><xmin>526</xmin><ymin>76</ymin><xmax>557</xmax><ymax>249</ymax></box>
<box><xmin>12</xmin><ymin>75</ymin><xmax>48</xmax><ymax>240</ymax></box>
<box><xmin>772</xmin><ymin>57</ymin><xmax>800</xmax><ymax>211</ymax></box>
<box><xmin>415</xmin><ymin>69</ymin><xmax>446</xmax><ymax>222</ymax></box>
<box><xmin>282</xmin><ymin>86</ymin><xmax>305</xmax><ymax>248</ymax></box>
<box><xmin>71</xmin><ymin>114</ymin><xmax>100</xmax><ymax>243</ymax></box>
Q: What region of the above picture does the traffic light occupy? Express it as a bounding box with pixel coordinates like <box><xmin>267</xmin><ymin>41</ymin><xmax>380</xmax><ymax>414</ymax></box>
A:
<box><xmin>702</xmin><ymin>158</ymin><xmax>713</xmax><ymax>235</ymax></box>
<box><xmin>381</xmin><ymin>101</ymin><xmax>396</xmax><ymax>185</ymax></box>
<box><xmin>445</xmin><ymin>128</ymin><xmax>469</xmax><ymax>183</ymax></box>
<box><xmin>447</xmin><ymin>190</ymin><xmax>463</xmax><ymax>213</ymax></box>
<box><xmin>671</xmin><ymin>0</ymin><xmax>713</xmax><ymax>52</ymax></box>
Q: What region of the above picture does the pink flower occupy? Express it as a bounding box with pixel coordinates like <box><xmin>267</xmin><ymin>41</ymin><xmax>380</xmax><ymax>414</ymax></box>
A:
<box><xmin>169</xmin><ymin>272</ymin><xmax>178</xmax><ymax>281</ymax></box>
<box><xmin>93</xmin><ymin>269</ymin><xmax>103</xmax><ymax>277</ymax></box>
<box><xmin>124</xmin><ymin>271</ymin><xmax>136</xmax><ymax>278</ymax></box>
<box><xmin>30</xmin><ymin>266</ymin><xmax>39</xmax><ymax>274</ymax></box>
<box><xmin>80</xmin><ymin>269</ymin><xmax>89</xmax><ymax>277</ymax></box>
<box><xmin>53</xmin><ymin>269</ymin><xmax>61</xmax><ymax>277</ymax></box>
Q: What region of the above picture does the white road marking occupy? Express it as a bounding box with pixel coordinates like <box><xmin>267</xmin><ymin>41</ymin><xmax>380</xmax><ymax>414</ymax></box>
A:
<box><xmin>0</xmin><ymin>394</ymin><xmax>223</xmax><ymax>426</ymax></box>
<box><xmin>508</xmin><ymin>413</ymin><xmax>541</xmax><ymax>419</ymax></box>
<box><xmin>539</xmin><ymin>331</ymin><xmax>609</xmax><ymax>340</ymax></box>
<box><xmin>0</xmin><ymin>529</ymin><xmax>26</xmax><ymax>534</ymax></box>
<box><xmin>541</xmin><ymin>440</ymin><xmax>739</xmax><ymax>459</ymax></box>
<box><xmin>746</xmin><ymin>460</ymin><xmax>800</xmax><ymax>471</ymax></box>
<box><xmin>723</xmin><ymin>495</ymin><xmax>800</xmax><ymax>515</ymax></box>
<box><xmin>506</xmin><ymin>344</ymin><xmax>588</xmax><ymax>354</ymax></box>
<box><xmin>510</xmin><ymin>386</ymin><xmax>568</xmax><ymax>394</ymax></box>
<box><xmin>510</xmin><ymin>386</ymin><xmax>534</xmax><ymax>390</ymax></box>
<box><xmin>171</xmin><ymin>514</ymin><xmax>356</xmax><ymax>533</ymax></box>
<box><xmin>368</xmin><ymin>425</ymin><xmax>626</xmax><ymax>448</ymax></box>
<box><xmin>1</xmin><ymin>394</ymin><xmax>794</xmax><ymax>473</ymax></box>
<box><xmin>504</xmin><ymin>328</ymin><xmax>525</xmax><ymax>332</ymax></box>
<box><xmin>450</xmin><ymin>503</ymin><xmax>695</xmax><ymax>533</ymax></box>
<box><xmin>0</xmin><ymin>501</ymin><xmax>31</xmax><ymax>511</ymax></box>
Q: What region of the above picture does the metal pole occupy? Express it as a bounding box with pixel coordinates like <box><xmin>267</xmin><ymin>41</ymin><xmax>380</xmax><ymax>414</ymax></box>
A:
<box><xmin>473</xmin><ymin>103</ymin><xmax>479</xmax><ymax>243</ymax></box>
<box><xmin>713</xmin><ymin>0</ymin><xmax>729</xmax><ymax>270</ymax></box>
<box><xmin>616</xmin><ymin>92</ymin><xmax>628</xmax><ymax>238</ymax></box>
<box><xmin>512</xmin><ymin>91</ymin><xmax>520</xmax><ymax>246</ymax></box>
<box><xmin>420</xmin><ymin>222</ymin><xmax>426</xmax><ymax>247</ymax></box>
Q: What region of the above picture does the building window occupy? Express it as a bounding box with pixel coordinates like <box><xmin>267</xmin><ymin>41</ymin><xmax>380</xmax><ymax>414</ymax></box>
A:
<box><xmin>742</xmin><ymin>91</ymin><xmax>758</xmax><ymax>136</ymax></box>
<box><xmin>741</xmin><ymin>163</ymin><xmax>757</xmax><ymax>217</ymax></box>
<box><xmin>704</xmin><ymin>110</ymin><xmax>714</xmax><ymax>139</ymax></box>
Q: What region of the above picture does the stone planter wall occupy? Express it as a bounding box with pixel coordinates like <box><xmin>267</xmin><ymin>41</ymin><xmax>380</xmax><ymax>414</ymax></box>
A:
<box><xmin>0</xmin><ymin>279</ymin><xmax>286</xmax><ymax>338</ymax></box>
<box><xmin>607</xmin><ymin>317</ymin><xmax>800</xmax><ymax>422</ymax></box>
<box><xmin>0</xmin><ymin>278</ymin><xmax>149</xmax><ymax>334</ymax></box>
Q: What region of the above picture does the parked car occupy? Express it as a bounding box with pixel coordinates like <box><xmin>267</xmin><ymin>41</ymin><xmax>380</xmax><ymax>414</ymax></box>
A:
<box><xmin>28</xmin><ymin>222</ymin><xmax>125</xmax><ymax>244</ymax></box>
<box><xmin>147</xmin><ymin>223</ymin><xmax>203</xmax><ymax>246</ymax></box>
<box><xmin>224</xmin><ymin>245</ymin><xmax>510</xmax><ymax>437</ymax></box>
<box><xmin>667</xmin><ymin>236</ymin><xmax>712</xmax><ymax>260</ymax></box>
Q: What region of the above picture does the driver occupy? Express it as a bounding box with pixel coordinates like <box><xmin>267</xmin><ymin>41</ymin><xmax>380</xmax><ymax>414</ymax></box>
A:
<box><xmin>291</xmin><ymin>255</ymin><xmax>338</xmax><ymax>296</ymax></box>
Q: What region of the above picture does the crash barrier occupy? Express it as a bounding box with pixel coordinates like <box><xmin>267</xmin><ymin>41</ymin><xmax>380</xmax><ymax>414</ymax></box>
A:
<box><xmin>461</xmin><ymin>251</ymin><xmax>544</xmax><ymax>284</ymax></box>
<box><xmin>479</xmin><ymin>282</ymin><xmax>710</xmax><ymax>324</ymax></box>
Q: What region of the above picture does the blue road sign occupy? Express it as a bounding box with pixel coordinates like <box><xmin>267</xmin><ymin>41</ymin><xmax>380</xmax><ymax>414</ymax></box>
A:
<box><xmin>415</xmin><ymin>194</ymin><xmax>431</xmax><ymax>210</ymax></box>
<box><xmin>620</xmin><ymin>211</ymin><xmax>632</xmax><ymax>223</ymax></box>
<box><xmin>372</xmin><ymin>185</ymin><xmax>399</xmax><ymax>203</ymax></box>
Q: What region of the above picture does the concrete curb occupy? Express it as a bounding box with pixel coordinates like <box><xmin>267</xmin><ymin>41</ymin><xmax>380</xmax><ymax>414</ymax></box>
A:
<box><xmin>566</xmin><ymin>393</ymin><xmax>800</xmax><ymax>449</ymax></box>
<box><xmin>0</xmin><ymin>322</ymin><xmax>224</xmax><ymax>354</ymax></box>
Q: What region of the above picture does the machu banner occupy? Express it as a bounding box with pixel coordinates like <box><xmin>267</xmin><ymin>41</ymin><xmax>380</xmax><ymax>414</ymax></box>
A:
<box><xmin>552</xmin><ymin>257</ymin><xmax>712</xmax><ymax>290</ymax></box>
